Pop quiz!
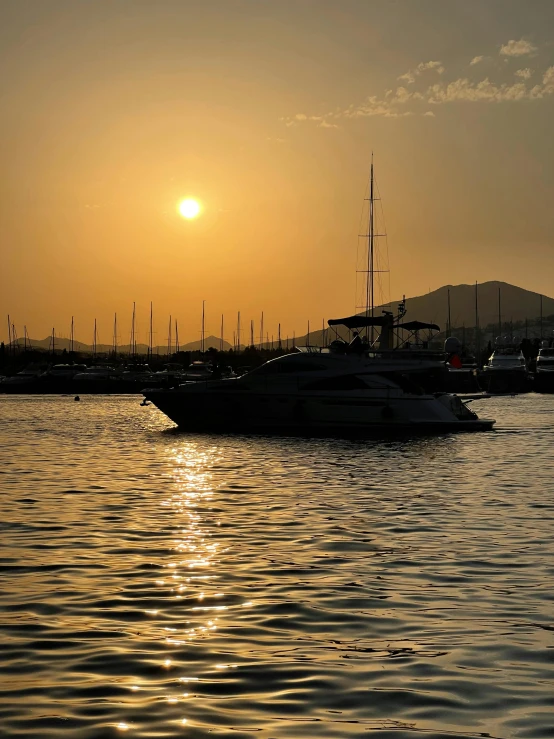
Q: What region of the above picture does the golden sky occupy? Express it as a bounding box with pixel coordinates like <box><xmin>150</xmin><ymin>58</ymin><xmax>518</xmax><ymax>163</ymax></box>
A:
<box><xmin>2</xmin><ymin>0</ymin><xmax>554</xmax><ymax>345</ymax></box>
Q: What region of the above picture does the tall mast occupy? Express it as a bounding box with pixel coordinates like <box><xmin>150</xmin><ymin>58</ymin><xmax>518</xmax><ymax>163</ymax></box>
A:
<box><xmin>220</xmin><ymin>314</ymin><xmax>224</xmax><ymax>351</ymax></box>
<box><xmin>250</xmin><ymin>319</ymin><xmax>254</xmax><ymax>347</ymax></box>
<box><xmin>70</xmin><ymin>316</ymin><xmax>74</xmax><ymax>353</ymax></box>
<box><xmin>7</xmin><ymin>315</ymin><xmax>11</xmax><ymax>356</ymax></box>
<box><xmin>498</xmin><ymin>287</ymin><xmax>501</xmax><ymax>339</ymax></box>
<box><xmin>201</xmin><ymin>300</ymin><xmax>205</xmax><ymax>353</ymax></box>
<box><xmin>307</xmin><ymin>320</ymin><xmax>310</xmax><ymax>346</ymax></box>
<box><xmin>113</xmin><ymin>313</ymin><xmax>118</xmax><ymax>359</ymax></box>
<box><xmin>93</xmin><ymin>318</ymin><xmax>97</xmax><ymax>358</ymax></box>
<box><xmin>23</xmin><ymin>325</ymin><xmax>27</xmax><ymax>351</ymax></box>
<box><xmin>237</xmin><ymin>311</ymin><xmax>241</xmax><ymax>352</ymax></box>
<box><xmin>149</xmin><ymin>302</ymin><xmax>153</xmax><ymax>359</ymax></box>
<box><xmin>175</xmin><ymin>319</ymin><xmax>179</xmax><ymax>353</ymax></box>
<box><xmin>131</xmin><ymin>302</ymin><xmax>136</xmax><ymax>358</ymax></box>
<box><xmin>260</xmin><ymin>311</ymin><xmax>264</xmax><ymax>349</ymax></box>
<box><xmin>167</xmin><ymin>315</ymin><xmax>172</xmax><ymax>356</ymax></box>
<box><xmin>52</xmin><ymin>327</ymin><xmax>55</xmax><ymax>357</ymax></box>
<box><xmin>474</xmin><ymin>281</ymin><xmax>480</xmax><ymax>360</ymax></box>
<box><xmin>278</xmin><ymin>322</ymin><xmax>281</xmax><ymax>349</ymax></box>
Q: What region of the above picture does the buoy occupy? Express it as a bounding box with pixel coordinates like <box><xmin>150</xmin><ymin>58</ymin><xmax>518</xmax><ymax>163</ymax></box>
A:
<box><xmin>74</xmin><ymin>396</ymin><xmax>80</xmax><ymax>402</ymax></box>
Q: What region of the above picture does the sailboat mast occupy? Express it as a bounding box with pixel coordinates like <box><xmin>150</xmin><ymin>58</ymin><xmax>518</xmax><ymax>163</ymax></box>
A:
<box><xmin>149</xmin><ymin>302</ymin><xmax>153</xmax><ymax>359</ymax></box>
<box><xmin>113</xmin><ymin>313</ymin><xmax>118</xmax><ymax>359</ymax></box>
<box><xmin>260</xmin><ymin>311</ymin><xmax>264</xmax><ymax>349</ymax></box>
<box><xmin>70</xmin><ymin>316</ymin><xmax>74</xmax><ymax>353</ymax></box>
<box><xmin>498</xmin><ymin>287</ymin><xmax>501</xmax><ymax>339</ymax></box>
<box><xmin>474</xmin><ymin>281</ymin><xmax>480</xmax><ymax>361</ymax></box>
<box><xmin>237</xmin><ymin>311</ymin><xmax>241</xmax><ymax>352</ymax></box>
<box><xmin>175</xmin><ymin>319</ymin><xmax>179</xmax><ymax>353</ymax></box>
<box><xmin>201</xmin><ymin>300</ymin><xmax>205</xmax><ymax>353</ymax></box>
<box><xmin>220</xmin><ymin>314</ymin><xmax>224</xmax><ymax>351</ymax></box>
<box><xmin>131</xmin><ymin>302</ymin><xmax>136</xmax><ymax>358</ymax></box>
<box><xmin>7</xmin><ymin>315</ymin><xmax>12</xmax><ymax>356</ymax></box>
<box><xmin>93</xmin><ymin>318</ymin><xmax>97</xmax><ymax>358</ymax></box>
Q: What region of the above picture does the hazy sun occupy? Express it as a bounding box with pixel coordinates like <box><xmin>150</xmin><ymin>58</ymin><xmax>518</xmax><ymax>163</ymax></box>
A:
<box><xmin>178</xmin><ymin>198</ymin><xmax>201</xmax><ymax>219</ymax></box>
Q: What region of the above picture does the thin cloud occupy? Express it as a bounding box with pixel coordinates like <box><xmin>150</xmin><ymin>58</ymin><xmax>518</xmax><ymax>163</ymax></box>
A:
<box><xmin>398</xmin><ymin>60</ymin><xmax>444</xmax><ymax>84</ymax></box>
<box><xmin>515</xmin><ymin>68</ymin><xmax>533</xmax><ymax>80</ymax></box>
<box><xmin>499</xmin><ymin>39</ymin><xmax>537</xmax><ymax>57</ymax></box>
<box><xmin>281</xmin><ymin>43</ymin><xmax>553</xmax><ymax>126</ymax></box>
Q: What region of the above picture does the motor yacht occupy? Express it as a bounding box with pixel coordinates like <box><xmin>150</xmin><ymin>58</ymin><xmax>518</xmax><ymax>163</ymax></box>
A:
<box><xmin>534</xmin><ymin>346</ymin><xmax>554</xmax><ymax>393</ymax></box>
<box><xmin>144</xmin><ymin>314</ymin><xmax>494</xmax><ymax>434</ymax></box>
<box><xmin>481</xmin><ymin>344</ymin><xmax>529</xmax><ymax>393</ymax></box>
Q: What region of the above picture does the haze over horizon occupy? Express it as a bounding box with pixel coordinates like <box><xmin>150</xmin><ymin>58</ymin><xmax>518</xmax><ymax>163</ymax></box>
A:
<box><xmin>2</xmin><ymin>0</ymin><xmax>554</xmax><ymax>345</ymax></box>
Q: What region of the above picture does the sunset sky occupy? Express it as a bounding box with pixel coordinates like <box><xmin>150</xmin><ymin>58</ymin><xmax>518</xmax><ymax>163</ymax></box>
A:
<box><xmin>2</xmin><ymin>0</ymin><xmax>554</xmax><ymax>346</ymax></box>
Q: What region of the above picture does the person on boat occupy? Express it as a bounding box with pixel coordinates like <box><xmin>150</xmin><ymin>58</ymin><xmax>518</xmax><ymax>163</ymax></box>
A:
<box><xmin>348</xmin><ymin>331</ymin><xmax>363</xmax><ymax>353</ymax></box>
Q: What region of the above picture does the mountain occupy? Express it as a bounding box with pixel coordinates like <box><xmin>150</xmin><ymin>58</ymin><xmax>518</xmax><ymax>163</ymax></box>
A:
<box><xmin>8</xmin><ymin>282</ymin><xmax>554</xmax><ymax>353</ymax></box>
<box><xmin>297</xmin><ymin>281</ymin><xmax>554</xmax><ymax>346</ymax></box>
<box><xmin>8</xmin><ymin>335</ymin><xmax>232</xmax><ymax>354</ymax></box>
<box><xmin>381</xmin><ymin>281</ymin><xmax>554</xmax><ymax>331</ymax></box>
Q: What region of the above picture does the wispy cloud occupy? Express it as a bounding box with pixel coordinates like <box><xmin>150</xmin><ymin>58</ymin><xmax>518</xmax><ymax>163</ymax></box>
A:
<box><xmin>515</xmin><ymin>68</ymin><xmax>533</xmax><ymax>80</ymax></box>
<box><xmin>281</xmin><ymin>41</ymin><xmax>552</xmax><ymax>127</ymax></box>
<box><xmin>499</xmin><ymin>39</ymin><xmax>537</xmax><ymax>57</ymax></box>
<box><xmin>398</xmin><ymin>60</ymin><xmax>445</xmax><ymax>84</ymax></box>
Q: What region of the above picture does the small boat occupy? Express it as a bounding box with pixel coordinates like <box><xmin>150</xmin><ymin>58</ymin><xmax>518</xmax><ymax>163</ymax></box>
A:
<box><xmin>481</xmin><ymin>344</ymin><xmax>529</xmax><ymax>393</ymax></box>
<box><xmin>534</xmin><ymin>346</ymin><xmax>554</xmax><ymax>393</ymax></box>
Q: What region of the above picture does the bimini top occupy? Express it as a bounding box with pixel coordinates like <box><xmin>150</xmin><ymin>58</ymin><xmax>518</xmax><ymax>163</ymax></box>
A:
<box><xmin>328</xmin><ymin>315</ymin><xmax>440</xmax><ymax>332</ymax></box>
<box><xmin>327</xmin><ymin>315</ymin><xmax>389</xmax><ymax>329</ymax></box>
<box><xmin>396</xmin><ymin>321</ymin><xmax>440</xmax><ymax>332</ymax></box>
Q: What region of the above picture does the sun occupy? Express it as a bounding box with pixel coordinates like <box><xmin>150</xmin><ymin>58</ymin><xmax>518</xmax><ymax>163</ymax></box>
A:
<box><xmin>178</xmin><ymin>198</ymin><xmax>201</xmax><ymax>219</ymax></box>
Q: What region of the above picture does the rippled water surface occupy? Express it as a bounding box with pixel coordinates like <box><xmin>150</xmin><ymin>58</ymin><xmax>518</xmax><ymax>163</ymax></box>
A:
<box><xmin>1</xmin><ymin>395</ymin><xmax>553</xmax><ymax>739</ymax></box>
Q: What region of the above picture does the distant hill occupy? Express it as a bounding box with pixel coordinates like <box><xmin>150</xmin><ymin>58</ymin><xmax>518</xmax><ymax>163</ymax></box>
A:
<box><xmin>381</xmin><ymin>281</ymin><xmax>554</xmax><ymax>330</ymax></box>
<box><xmin>296</xmin><ymin>281</ymin><xmax>554</xmax><ymax>346</ymax></box>
<box><xmin>7</xmin><ymin>282</ymin><xmax>554</xmax><ymax>353</ymax></box>
<box><xmin>9</xmin><ymin>335</ymin><xmax>232</xmax><ymax>354</ymax></box>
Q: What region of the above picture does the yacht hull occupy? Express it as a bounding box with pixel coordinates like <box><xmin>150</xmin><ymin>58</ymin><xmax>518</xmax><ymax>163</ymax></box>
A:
<box><xmin>144</xmin><ymin>388</ymin><xmax>495</xmax><ymax>434</ymax></box>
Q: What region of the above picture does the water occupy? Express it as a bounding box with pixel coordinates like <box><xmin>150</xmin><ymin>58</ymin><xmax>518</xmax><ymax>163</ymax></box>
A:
<box><xmin>1</xmin><ymin>395</ymin><xmax>553</xmax><ymax>739</ymax></box>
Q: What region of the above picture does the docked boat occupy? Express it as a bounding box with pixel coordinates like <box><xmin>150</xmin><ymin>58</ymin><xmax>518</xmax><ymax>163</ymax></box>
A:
<box><xmin>534</xmin><ymin>346</ymin><xmax>554</xmax><ymax>393</ymax></box>
<box><xmin>144</xmin><ymin>315</ymin><xmax>495</xmax><ymax>435</ymax></box>
<box><xmin>481</xmin><ymin>344</ymin><xmax>530</xmax><ymax>393</ymax></box>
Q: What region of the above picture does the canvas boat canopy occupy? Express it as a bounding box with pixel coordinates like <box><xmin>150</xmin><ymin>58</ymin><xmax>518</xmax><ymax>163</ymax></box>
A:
<box><xmin>396</xmin><ymin>321</ymin><xmax>441</xmax><ymax>332</ymax></box>
<box><xmin>328</xmin><ymin>315</ymin><xmax>389</xmax><ymax>329</ymax></box>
